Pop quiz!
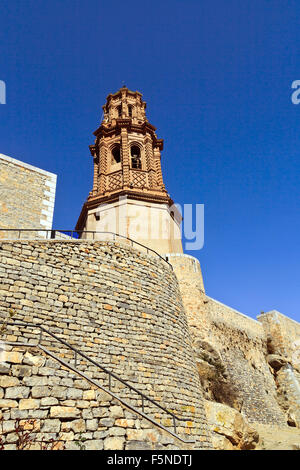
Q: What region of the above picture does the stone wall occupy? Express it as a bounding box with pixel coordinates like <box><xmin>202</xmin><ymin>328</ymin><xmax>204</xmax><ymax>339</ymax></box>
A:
<box><xmin>0</xmin><ymin>345</ymin><xmax>195</xmax><ymax>450</ymax></box>
<box><xmin>204</xmin><ymin>297</ymin><xmax>287</xmax><ymax>425</ymax></box>
<box><xmin>167</xmin><ymin>255</ymin><xmax>289</xmax><ymax>428</ymax></box>
<box><xmin>0</xmin><ymin>240</ymin><xmax>212</xmax><ymax>449</ymax></box>
<box><xmin>165</xmin><ymin>254</ymin><xmax>209</xmax><ymax>339</ymax></box>
<box><xmin>0</xmin><ymin>153</ymin><xmax>56</xmax><ymax>239</ymax></box>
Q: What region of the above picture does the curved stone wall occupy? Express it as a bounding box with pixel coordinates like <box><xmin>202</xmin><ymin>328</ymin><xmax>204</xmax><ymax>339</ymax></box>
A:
<box><xmin>0</xmin><ymin>240</ymin><xmax>211</xmax><ymax>448</ymax></box>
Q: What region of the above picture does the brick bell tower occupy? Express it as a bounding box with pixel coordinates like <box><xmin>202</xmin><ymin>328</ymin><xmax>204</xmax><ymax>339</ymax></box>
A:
<box><xmin>76</xmin><ymin>86</ymin><xmax>183</xmax><ymax>255</ymax></box>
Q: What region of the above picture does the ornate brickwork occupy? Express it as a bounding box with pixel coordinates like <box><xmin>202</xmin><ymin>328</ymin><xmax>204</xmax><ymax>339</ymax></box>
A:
<box><xmin>107</xmin><ymin>171</ymin><xmax>123</xmax><ymax>191</ymax></box>
<box><xmin>76</xmin><ymin>87</ymin><xmax>176</xmax><ymax>234</ymax></box>
<box><xmin>130</xmin><ymin>170</ymin><xmax>148</xmax><ymax>188</ymax></box>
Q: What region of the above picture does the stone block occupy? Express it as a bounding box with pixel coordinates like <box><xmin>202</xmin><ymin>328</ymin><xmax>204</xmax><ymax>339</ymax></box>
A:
<box><xmin>41</xmin><ymin>397</ymin><xmax>59</xmax><ymax>406</ymax></box>
<box><xmin>66</xmin><ymin>388</ymin><xmax>83</xmax><ymax>400</ymax></box>
<box><xmin>0</xmin><ymin>376</ymin><xmax>20</xmax><ymax>388</ymax></box>
<box><xmin>19</xmin><ymin>399</ymin><xmax>40</xmax><ymax>410</ymax></box>
<box><xmin>82</xmin><ymin>390</ymin><xmax>95</xmax><ymax>400</ymax></box>
<box><xmin>31</xmin><ymin>386</ymin><xmax>51</xmax><ymax>398</ymax></box>
<box><xmin>71</xmin><ymin>419</ymin><xmax>86</xmax><ymax>433</ymax></box>
<box><xmin>84</xmin><ymin>440</ymin><xmax>104</xmax><ymax>450</ymax></box>
<box><xmin>50</xmin><ymin>406</ymin><xmax>80</xmax><ymax>419</ymax></box>
<box><xmin>5</xmin><ymin>386</ymin><xmax>30</xmax><ymax>399</ymax></box>
<box><xmin>86</xmin><ymin>418</ymin><xmax>98</xmax><ymax>431</ymax></box>
<box><xmin>11</xmin><ymin>365</ymin><xmax>32</xmax><ymax>377</ymax></box>
<box><xmin>109</xmin><ymin>405</ymin><xmax>124</xmax><ymax>418</ymax></box>
<box><xmin>103</xmin><ymin>436</ymin><xmax>125</xmax><ymax>450</ymax></box>
<box><xmin>2</xmin><ymin>351</ymin><xmax>23</xmax><ymax>364</ymax></box>
<box><xmin>115</xmin><ymin>418</ymin><xmax>135</xmax><ymax>428</ymax></box>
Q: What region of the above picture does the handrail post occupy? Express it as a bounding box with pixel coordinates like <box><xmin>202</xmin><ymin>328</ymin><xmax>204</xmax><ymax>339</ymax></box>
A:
<box><xmin>142</xmin><ymin>395</ymin><xmax>144</xmax><ymax>413</ymax></box>
<box><xmin>108</xmin><ymin>373</ymin><xmax>111</xmax><ymax>391</ymax></box>
<box><xmin>39</xmin><ymin>329</ymin><xmax>43</xmax><ymax>344</ymax></box>
<box><xmin>74</xmin><ymin>351</ymin><xmax>77</xmax><ymax>367</ymax></box>
<box><xmin>173</xmin><ymin>416</ymin><xmax>177</xmax><ymax>434</ymax></box>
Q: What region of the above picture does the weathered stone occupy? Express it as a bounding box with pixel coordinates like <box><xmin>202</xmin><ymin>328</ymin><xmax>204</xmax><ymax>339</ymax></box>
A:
<box><xmin>108</xmin><ymin>426</ymin><xmax>126</xmax><ymax>436</ymax></box>
<box><xmin>23</xmin><ymin>351</ymin><xmax>46</xmax><ymax>367</ymax></box>
<box><xmin>5</xmin><ymin>386</ymin><xmax>30</xmax><ymax>399</ymax></box>
<box><xmin>66</xmin><ymin>388</ymin><xmax>83</xmax><ymax>400</ymax></box>
<box><xmin>96</xmin><ymin>390</ymin><xmax>113</xmax><ymax>402</ymax></box>
<box><xmin>40</xmin><ymin>397</ymin><xmax>59</xmax><ymax>406</ymax></box>
<box><xmin>204</xmin><ymin>401</ymin><xmax>259</xmax><ymax>450</ymax></box>
<box><xmin>125</xmin><ymin>440</ymin><xmax>152</xmax><ymax>450</ymax></box>
<box><xmin>31</xmin><ymin>386</ymin><xmax>51</xmax><ymax>398</ymax></box>
<box><xmin>86</xmin><ymin>418</ymin><xmax>98</xmax><ymax>431</ymax></box>
<box><xmin>42</xmin><ymin>419</ymin><xmax>61</xmax><ymax>433</ymax></box>
<box><xmin>103</xmin><ymin>436</ymin><xmax>125</xmax><ymax>450</ymax></box>
<box><xmin>82</xmin><ymin>390</ymin><xmax>95</xmax><ymax>400</ymax></box>
<box><xmin>2</xmin><ymin>420</ymin><xmax>16</xmax><ymax>433</ymax></box>
<box><xmin>50</xmin><ymin>406</ymin><xmax>80</xmax><ymax>419</ymax></box>
<box><xmin>0</xmin><ymin>364</ymin><xmax>10</xmax><ymax>374</ymax></box>
<box><xmin>115</xmin><ymin>418</ymin><xmax>135</xmax><ymax>428</ymax></box>
<box><xmin>84</xmin><ymin>440</ymin><xmax>104</xmax><ymax>450</ymax></box>
<box><xmin>267</xmin><ymin>354</ymin><xmax>288</xmax><ymax>371</ymax></box>
<box><xmin>2</xmin><ymin>351</ymin><xmax>23</xmax><ymax>364</ymax></box>
<box><xmin>58</xmin><ymin>432</ymin><xmax>74</xmax><ymax>441</ymax></box>
<box><xmin>11</xmin><ymin>365</ymin><xmax>32</xmax><ymax>377</ymax></box>
<box><xmin>23</xmin><ymin>376</ymin><xmax>49</xmax><ymax>387</ymax></box>
<box><xmin>19</xmin><ymin>399</ymin><xmax>40</xmax><ymax>410</ymax></box>
<box><xmin>110</xmin><ymin>405</ymin><xmax>124</xmax><ymax>419</ymax></box>
<box><xmin>0</xmin><ymin>376</ymin><xmax>20</xmax><ymax>388</ymax></box>
<box><xmin>71</xmin><ymin>419</ymin><xmax>86</xmax><ymax>433</ymax></box>
<box><xmin>100</xmin><ymin>418</ymin><xmax>115</xmax><ymax>427</ymax></box>
<box><xmin>50</xmin><ymin>386</ymin><xmax>67</xmax><ymax>399</ymax></box>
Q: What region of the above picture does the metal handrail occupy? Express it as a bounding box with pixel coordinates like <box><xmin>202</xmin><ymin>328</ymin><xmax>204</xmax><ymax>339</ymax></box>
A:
<box><xmin>2</xmin><ymin>320</ymin><xmax>195</xmax><ymax>442</ymax></box>
<box><xmin>0</xmin><ymin>229</ymin><xmax>172</xmax><ymax>270</ymax></box>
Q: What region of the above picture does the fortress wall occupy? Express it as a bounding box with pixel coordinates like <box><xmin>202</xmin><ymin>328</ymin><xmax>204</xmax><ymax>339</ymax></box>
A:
<box><xmin>0</xmin><ymin>345</ymin><xmax>194</xmax><ymax>450</ymax></box>
<box><xmin>258</xmin><ymin>310</ymin><xmax>300</xmax><ymax>360</ymax></box>
<box><xmin>0</xmin><ymin>240</ymin><xmax>211</xmax><ymax>448</ymax></box>
<box><xmin>166</xmin><ymin>252</ymin><xmax>287</xmax><ymax>428</ymax></box>
<box><xmin>167</xmin><ymin>256</ymin><xmax>286</xmax><ymax>425</ymax></box>
<box><xmin>0</xmin><ymin>153</ymin><xmax>56</xmax><ymax>239</ymax></box>
<box><xmin>201</xmin><ymin>297</ymin><xmax>287</xmax><ymax>425</ymax></box>
<box><xmin>165</xmin><ymin>254</ymin><xmax>210</xmax><ymax>339</ymax></box>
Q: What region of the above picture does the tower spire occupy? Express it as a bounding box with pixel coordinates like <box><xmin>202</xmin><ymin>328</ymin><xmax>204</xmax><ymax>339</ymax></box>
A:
<box><xmin>76</xmin><ymin>87</ymin><xmax>183</xmax><ymax>254</ymax></box>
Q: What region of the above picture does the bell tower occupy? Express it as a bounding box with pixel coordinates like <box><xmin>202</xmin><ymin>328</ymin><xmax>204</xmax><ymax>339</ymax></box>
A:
<box><xmin>76</xmin><ymin>86</ymin><xmax>183</xmax><ymax>254</ymax></box>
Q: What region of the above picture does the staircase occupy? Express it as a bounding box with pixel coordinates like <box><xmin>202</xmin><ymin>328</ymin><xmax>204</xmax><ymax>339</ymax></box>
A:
<box><xmin>2</xmin><ymin>319</ymin><xmax>196</xmax><ymax>445</ymax></box>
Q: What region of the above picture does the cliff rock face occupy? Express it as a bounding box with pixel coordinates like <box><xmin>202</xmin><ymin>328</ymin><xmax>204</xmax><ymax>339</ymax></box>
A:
<box><xmin>204</xmin><ymin>401</ymin><xmax>259</xmax><ymax>450</ymax></box>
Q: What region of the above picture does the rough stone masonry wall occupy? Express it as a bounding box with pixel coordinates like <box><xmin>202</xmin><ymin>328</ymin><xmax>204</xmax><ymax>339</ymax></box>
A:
<box><xmin>0</xmin><ymin>345</ymin><xmax>195</xmax><ymax>450</ymax></box>
<box><xmin>167</xmin><ymin>255</ymin><xmax>288</xmax><ymax>428</ymax></box>
<box><xmin>0</xmin><ymin>240</ymin><xmax>211</xmax><ymax>449</ymax></box>
<box><xmin>205</xmin><ymin>298</ymin><xmax>287</xmax><ymax>426</ymax></box>
<box><xmin>0</xmin><ymin>153</ymin><xmax>56</xmax><ymax>239</ymax></box>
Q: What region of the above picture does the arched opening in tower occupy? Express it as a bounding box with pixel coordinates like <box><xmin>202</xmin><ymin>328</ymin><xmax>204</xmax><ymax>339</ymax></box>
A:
<box><xmin>131</xmin><ymin>145</ymin><xmax>142</xmax><ymax>169</ymax></box>
<box><xmin>111</xmin><ymin>145</ymin><xmax>121</xmax><ymax>165</ymax></box>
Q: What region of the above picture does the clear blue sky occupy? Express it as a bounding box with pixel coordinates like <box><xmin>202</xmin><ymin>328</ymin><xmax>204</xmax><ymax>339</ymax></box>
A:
<box><xmin>0</xmin><ymin>0</ymin><xmax>299</xmax><ymax>322</ymax></box>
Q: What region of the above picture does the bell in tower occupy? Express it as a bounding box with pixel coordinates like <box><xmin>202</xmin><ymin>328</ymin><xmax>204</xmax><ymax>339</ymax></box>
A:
<box><xmin>75</xmin><ymin>86</ymin><xmax>183</xmax><ymax>255</ymax></box>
